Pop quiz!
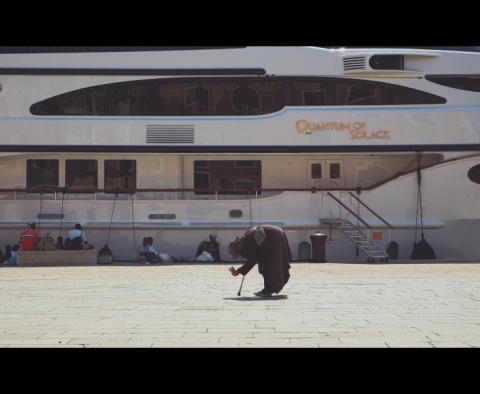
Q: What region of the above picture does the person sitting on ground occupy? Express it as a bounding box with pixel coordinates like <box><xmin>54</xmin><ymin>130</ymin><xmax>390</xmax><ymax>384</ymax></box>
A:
<box><xmin>195</xmin><ymin>233</ymin><xmax>222</xmax><ymax>262</ymax></box>
<box><xmin>206</xmin><ymin>233</ymin><xmax>223</xmax><ymax>262</ymax></box>
<box><xmin>147</xmin><ymin>236</ymin><xmax>175</xmax><ymax>262</ymax></box>
<box><xmin>65</xmin><ymin>223</ymin><xmax>89</xmax><ymax>250</ymax></box>
<box><xmin>135</xmin><ymin>237</ymin><xmax>156</xmax><ymax>264</ymax></box>
<box><xmin>3</xmin><ymin>244</ymin><xmax>12</xmax><ymax>264</ymax></box>
<box><xmin>55</xmin><ymin>236</ymin><xmax>65</xmax><ymax>250</ymax></box>
<box><xmin>19</xmin><ymin>220</ymin><xmax>41</xmax><ymax>251</ymax></box>
<box><xmin>195</xmin><ymin>241</ymin><xmax>209</xmax><ymax>261</ymax></box>
<box><xmin>4</xmin><ymin>244</ymin><xmax>20</xmax><ymax>265</ymax></box>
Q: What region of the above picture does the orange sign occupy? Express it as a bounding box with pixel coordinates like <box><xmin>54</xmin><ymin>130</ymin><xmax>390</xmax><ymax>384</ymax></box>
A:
<box><xmin>373</xmin><ymin>232</ymin><xmax>382</xmax><ymax>240</ymax></box>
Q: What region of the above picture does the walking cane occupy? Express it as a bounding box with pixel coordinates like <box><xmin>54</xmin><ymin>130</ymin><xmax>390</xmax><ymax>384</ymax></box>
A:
<box><xmin>230</xmin><ymin>266</ymin><xmax>245</xmax><ymax>296</ymax></box>
<box><xmin>237</xmin><ymin>275</ymin><xmax>245</xmax><ymax>296</ymax></box>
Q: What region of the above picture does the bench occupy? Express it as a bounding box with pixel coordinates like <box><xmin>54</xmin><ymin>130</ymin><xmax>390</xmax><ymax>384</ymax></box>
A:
<box><xmin>17</xmin><ymin>250</ymin><xmax>97</xmax><ymax>266</ymax></box>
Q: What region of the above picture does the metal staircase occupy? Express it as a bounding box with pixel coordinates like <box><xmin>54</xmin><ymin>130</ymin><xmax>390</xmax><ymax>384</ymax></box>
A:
<box><xmin>329</xmin><ymin>218</ymin><xmax>389</xmax><ymax>263</ymax></box>
<box><xmin>319</xmin><ymin>192</ymin><xmax>393</xmax><ymax>263</ymax></box>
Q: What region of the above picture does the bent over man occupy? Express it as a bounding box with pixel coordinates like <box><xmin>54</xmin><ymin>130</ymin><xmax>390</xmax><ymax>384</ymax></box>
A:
<box><xmin>228</xmin><ymin>225</ymin><xmax>292</xmax><ymax>297</ymax></box>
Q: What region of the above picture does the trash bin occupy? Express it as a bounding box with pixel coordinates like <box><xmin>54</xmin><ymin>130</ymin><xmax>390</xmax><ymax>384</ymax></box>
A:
<box><xmin>309</xmin><ymin>231</ymin><xmax>327</xmax><ymax>262</ymax></box>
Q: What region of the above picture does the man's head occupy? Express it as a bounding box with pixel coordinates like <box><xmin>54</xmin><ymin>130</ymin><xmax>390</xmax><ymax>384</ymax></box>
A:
<box><xmin>75</xmin><ymin>223</ymin><xmax>82</xmax><ymax>230</ymax></box>
<box><xmin>228</xmin><ymin>236</ymin><xmax>244</xmax><ymax>260</ymax></box>
<box><xmin>147</xmin><ymin>237</ymin><xmax>153</xmax><ymax>245</ymax></box>
<box><xmin>28</xmin><ymin>220</ymin><xmax>35</xmax><ymax>229</ymax></box>
<box><xmin>209</xmin><ymin>233</ymin><xmax>217</xmax><ymax>240</ymax></box>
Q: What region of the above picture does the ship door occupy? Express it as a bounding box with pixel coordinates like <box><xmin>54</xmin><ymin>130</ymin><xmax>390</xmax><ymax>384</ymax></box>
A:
<box><xmin>308</xmin><ymin>160</ymin><xmax>344</xmax><ymax>190</ymax></box>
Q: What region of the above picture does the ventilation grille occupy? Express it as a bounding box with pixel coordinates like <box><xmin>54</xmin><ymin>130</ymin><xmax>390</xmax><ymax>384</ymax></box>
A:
<box><xmin>146</xmin><ymin>125</ymin><xmax>194</xmax><ymax>143</ymax></box>
<box><xmin>343</xmin><ymin>56</ymin><xmax>367</xmax><ymax>71</ymax></box>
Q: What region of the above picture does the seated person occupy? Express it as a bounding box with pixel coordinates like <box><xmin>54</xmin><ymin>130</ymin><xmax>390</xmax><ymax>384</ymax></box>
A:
<box><xmin>206</xmin><ymin>233</ymin><xmax>223</xmax><ymax>262</ymax></box>
<box><xmin>55</xmin><ymin>236</ymin><xmax>65</xmax><ymax>250</ymax></box>
<box><xmin>4</xmin><ymin>244</ymin><xmax>20</xmax><ymax>265</ymax></box>
<box><xmin>147</xmin><ymin>237</ymin><xmax>173</xmax><ymax>262</ymax></box>
<box><xmin>196</xmin><ymin>233</ymin><xmax>222</xmax><ymax>262</ymax></box>
<box><xmin>195</xmin><ymin>241</ymin><xmax>209</xmax><ymax>260</ymax></box>
<box><xmin>65</xmin><ymin>223</ymin><xmax>89</xmax><ymax>250</ymax></box>
<box><xmin>134</xmin><ymin>237</ymin><xmax>150</xmax><ymax>264</ymax></box>
<box><xmin>3</xmin><ymin>244</ymin><xmax>12</xmax><ymax>265</ymax></box>
<box><xmin>19</xmin><ymin>220</ymin><xmax>40</xmax><ymax>251</ymax></box>
<box><xmin>134</xmin><ymin>237</ymin><xmax>160</xmax><ymax>264</ymax></box>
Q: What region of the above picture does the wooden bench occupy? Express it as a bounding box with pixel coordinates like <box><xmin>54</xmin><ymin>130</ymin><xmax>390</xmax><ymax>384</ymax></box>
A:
<box><xmin>17</xmin><ymin>250</ymin><xmax>97</xmax><ymax>266</ymax></box>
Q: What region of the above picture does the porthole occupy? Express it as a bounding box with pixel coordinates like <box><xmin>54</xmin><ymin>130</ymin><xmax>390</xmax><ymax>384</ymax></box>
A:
<box><xmin>229</xmin><ymin>210</ymin><xmax>243</xmax><ymax>218</ymax></box>
<box><xmin>467</xmin><ymin>164</ymin><xmax>480</xmax><ymax>184</ymax></box>
<box><xmin>148</xmin><ymin>214</ymin><xmax>176</xmax><ymax>219</ymax></box>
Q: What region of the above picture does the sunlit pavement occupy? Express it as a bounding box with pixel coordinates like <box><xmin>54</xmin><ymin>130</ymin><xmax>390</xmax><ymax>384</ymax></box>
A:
<box><xmin>1</xmin><ymin>260</ymin><xmax>479</xmax><ymax>348</ymax></box>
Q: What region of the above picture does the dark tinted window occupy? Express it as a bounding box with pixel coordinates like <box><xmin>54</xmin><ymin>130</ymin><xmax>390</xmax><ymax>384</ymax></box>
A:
<box><xmin>30</xmin><ymin>76</ymin><xmax>446</xmax><ymax>116</ymax></box>
<box><xmin>468</xmin><ymin>164</ymin><xmax>480</xmax><ymax>184</ymax></box>
<box><xmin>104</xmin><ymin>160</ymin><xmax>136</xmax><ymax>192</ymax></box>
<box><xmin>426</xmin><ymin>75</ymin><xmax>480</xmax><ymax>93</ymax></box>
<box><xmin>26</xmin><ymin>159</ymin><xmax>59</xmax><ymax>190</ymax></box>
<box><xmin>194</xmin><ymin>160</ymin><xmax>262</xmax><ymax>194</ymax></box>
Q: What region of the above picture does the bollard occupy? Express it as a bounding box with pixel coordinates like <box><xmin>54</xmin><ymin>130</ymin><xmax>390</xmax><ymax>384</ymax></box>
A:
<box><xmin>309</xmin><ymin>231</ymin><xmax>327</xmax><ymax>262</ymax></box>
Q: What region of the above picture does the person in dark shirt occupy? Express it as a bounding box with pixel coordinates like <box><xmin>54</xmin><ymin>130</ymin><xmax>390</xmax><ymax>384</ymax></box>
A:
<box><xmin>195</xmin><ymin>233</ymin><xmax>223</xmax><ymax>262</ymax></box>
<box><xmin>228</xmin><ymin>225</ymin><xmax>292</xmax><ymax>297</ymax></box>
<box><xmin>205</xmin><ymin>233</ymin><xmax>222</xmax><ymax>262</ymax></box>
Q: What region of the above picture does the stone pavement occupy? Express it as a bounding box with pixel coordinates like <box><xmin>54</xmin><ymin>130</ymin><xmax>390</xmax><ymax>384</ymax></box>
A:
<box><xmin>1</xmin><ymin>260</ymin><xmax>480</xmax><ymax>348</ymax></box>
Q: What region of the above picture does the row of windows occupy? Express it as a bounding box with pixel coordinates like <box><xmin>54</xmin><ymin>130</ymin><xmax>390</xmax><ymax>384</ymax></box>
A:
<box><xmin>27</xmin><ymin>159</ymin><xmax>346</xmax><ymax>194</ymax></box>
<box><xmin>28</xmin><ymin>159</ymin><xmax>135</xmax><ymax>191</ymax></box>
<box><xmin>30</xmin><ymin>76</ymin><xmax>448</xmax><ymax>117</ymax></box>
<box><xmin>26</xmin><ymin>159</ymin><xmax>263</xmax><ymax>194</ymax></box>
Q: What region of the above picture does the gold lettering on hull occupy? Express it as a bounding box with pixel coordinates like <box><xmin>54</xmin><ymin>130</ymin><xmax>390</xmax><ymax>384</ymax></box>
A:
<box><xmin>296</xmin><ymin>119</ymin><xmax>390</xmax><ymax>140</ymax></box>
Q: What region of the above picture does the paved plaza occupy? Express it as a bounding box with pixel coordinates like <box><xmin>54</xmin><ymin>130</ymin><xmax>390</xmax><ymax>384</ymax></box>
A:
<box><xmin>1</xmin><ymin>260</ymin><xmax>479</xmax><ymax>348</ymax></box>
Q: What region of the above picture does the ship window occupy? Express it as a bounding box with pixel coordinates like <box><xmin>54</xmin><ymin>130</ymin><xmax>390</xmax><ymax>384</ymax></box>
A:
<box><xmin>467</xmin><ymin>164</ymin><xmax>480</xmax><ymax>184</ymax></box>
<box><xmin>338</xmin><ymin>83</ymin><xmax>383</xmax><ymax>105</ymax></box>
<box><xmin>195</xmin><ymin>161</ymin><xmax>209</xmax><ymax>168</ymax></box>
<box><xmin>66</xmin><ymin>159</ymin><xmax>98</xmax><ymax>191</ymax></box>
<box><xmin>35</xmin><ymin>88</ymin><xmax>108</xmax><ymax>115</ymax></box>
<box><xmin>149</xmin><ymin>214</ymin><xmax>176</xmax><ymax>219</ymax></box>
<box><xmin>30</xmin><ymin>76</ymin><xmax>447</xmax><ymax>116</ymax></box>
<box><xmin>247</xmin><ymin>80</ymin><xmax>283</xmax><ymax>114</ymax></box>
<box><xmin>235</xmin><ymin>180</ymin><xmax>256</xmax><ymax>190</ymax></box>
<box><xmin>311</xmin><ymin>164</ymin><xmax>322</xmax><ymax>179</ymax></box>
<box><xmin>232</xmin><ymin>85</ymin><xmax>261</xmax><ymax>114</ymax></box>
<box><xmin>206</xmin><ymin>81</ymin><xmax>238</xmax><ymax>115</ymax></box>
<box><xmin>104</xmin><ymin>160</ymin><xmax>136</xmax><ymax>192</ymax></box>
<box><xmin>290</xmin><ymin>81</ymin><xmax>327</xmax><ymax>105</ymax></box>
<box><xmin>330</xmin><ymin>163</ymin><xmax>340</xmax><ymax>179</ymax></box>
<box><xmin>115</xmin><ymin>84</ymin><xmax>151</xmax><ymax>115</ymax></box>
<box><xmin>194</xmin><ymin>160</ymin><xmax>262</xmax><ymax>195</ymax></box>
<box><xmin>235</xmin><ymin>161</ymin><xmax>256</xmax><ymax>168</ymax></box>
<box><xmin>369</xmin><ymin>55</ymin><xmax>404</xmax><ymax>70</ymax></box>
<box><xmin>26</xmin><ymin>159</ymin><xmax>59</xmax><ymax>190</ymax></box>
<box><xmin>184</xmin><ymin>84</ymin><xmax>209</xmax><ymax>115</ymax></box>
<box><xmin>426</xmin><ymin>75</ymin><xmax>480</xmax><ymax>93</ymax></box>
<box><xmin>229</xmin><ymin>210</ymin><xmax>243</xmax><ymax>218</ymax></box>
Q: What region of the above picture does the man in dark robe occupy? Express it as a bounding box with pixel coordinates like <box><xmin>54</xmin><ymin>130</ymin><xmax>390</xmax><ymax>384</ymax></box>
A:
<box><xmin>228</xmin><ymin>225</ymin><xmax>292</xmax><ymax>297</ymax></box>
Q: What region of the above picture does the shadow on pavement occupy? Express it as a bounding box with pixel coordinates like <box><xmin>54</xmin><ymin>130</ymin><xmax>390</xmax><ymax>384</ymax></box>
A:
<box><xmin>223</xmin><ymin>295</ymin><xmax>288</xmax><ymax>301</ymax></box>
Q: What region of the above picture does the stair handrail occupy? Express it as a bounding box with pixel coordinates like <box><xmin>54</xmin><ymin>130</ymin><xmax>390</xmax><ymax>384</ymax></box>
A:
<box><xmin>348</xmin><ymin>192</ymin><xmax>394</xmax><ymax>230</ymax></box>
<box><xmin>326</xmin><ymin>192</ymin><xmax>371</xmax><ymax>229</ymax></box>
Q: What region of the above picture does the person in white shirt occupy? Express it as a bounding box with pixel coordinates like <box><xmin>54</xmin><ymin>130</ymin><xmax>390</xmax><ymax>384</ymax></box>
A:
<box><xmin>135</xmin><ymin>237</ymin><xmax>151</xmax><ymax>264</ymax></box>
<box><xmin>65</xmin><ymin>223</ymin><xmax>89</xmax><ymax>250</ymax></box>
<box><xmin>147</xmin><ymin>236</ymin><xmax>172</xmax><ymax>262</ymax></box>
